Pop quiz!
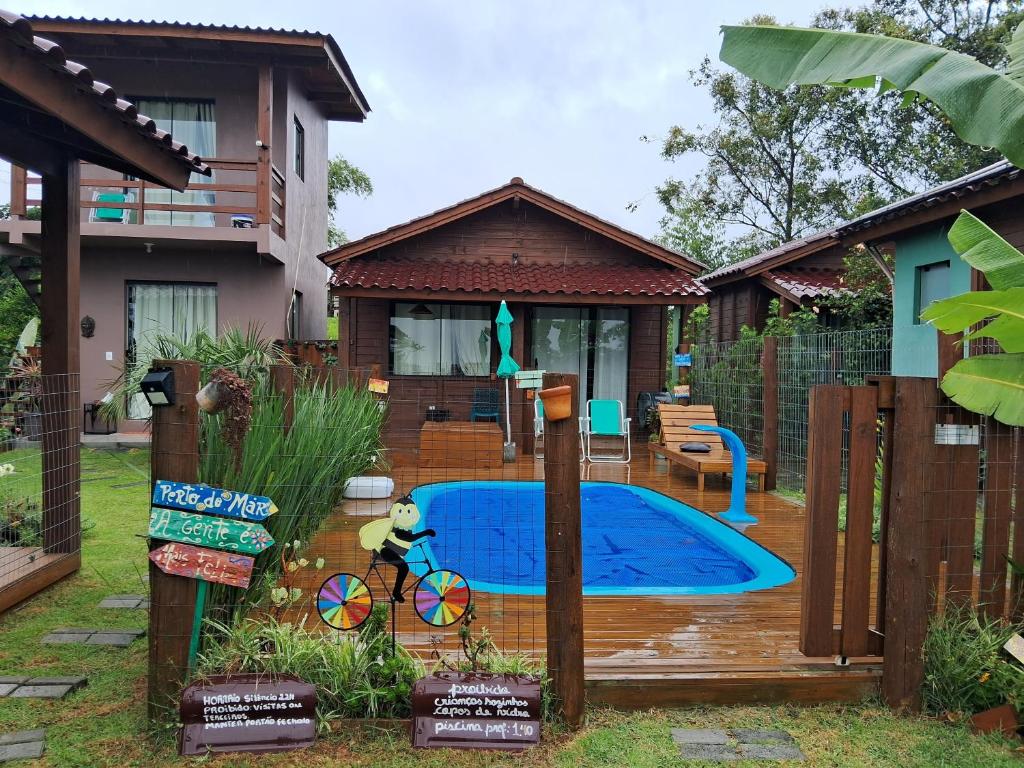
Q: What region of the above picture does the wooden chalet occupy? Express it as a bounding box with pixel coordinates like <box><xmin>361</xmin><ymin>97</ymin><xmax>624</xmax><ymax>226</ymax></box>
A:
<box><xmin>319</xmin><ymin>178</ymin><xmax>708</xmax><ymax>457</ymax></box>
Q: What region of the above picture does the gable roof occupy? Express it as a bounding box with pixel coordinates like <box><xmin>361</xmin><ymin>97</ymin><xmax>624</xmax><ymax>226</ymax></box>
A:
<box><xmin>318</xmin><ymin>177</ymin><xmax>705</xmax><ymax>275</ymax></box>
<box><xmin>26</xmin><ymin>16</ymin><xmax>369</xmax><ymax>121</ymax></box>
<box><xmin>0</xmin><ymin>10</ymin><xmax>209</xmax><ymax>188</ymax></box>
<box><xmin>699</xmin><ymin>229</ymin><xmax>840</xmax><ymax>286</ymax></box>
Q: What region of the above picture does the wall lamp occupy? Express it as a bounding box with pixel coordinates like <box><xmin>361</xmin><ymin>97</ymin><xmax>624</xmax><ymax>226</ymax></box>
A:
<box><xmin>140</xmin><ymin>367</ymin><xmax>175</xmax><ymax>407</ymax></box>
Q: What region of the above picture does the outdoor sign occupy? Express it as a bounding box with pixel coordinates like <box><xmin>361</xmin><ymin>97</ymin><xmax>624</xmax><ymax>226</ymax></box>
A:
<box><xmin>934</xmin><ymin>424</ymin><xmax>980</xmax><ymax>446</ymax></box>
<box><xmin>179</xmin><ymin>674</ymin><xmax>316</xmax><ymax>756</ymax></box>
<box><xmin>1004</xmin><ymin>633</ymin><xmax>1024</xmax><ymax>665</ymax></box>
<box><xmin>152</xmin><ymin>480</ymin><xmax>277</xmax><ymax>522</ymax></box>
<box><xmin>673</xmin><ymin>353</ymin><xmax>692</xmax><ymax>367</ymax></box>
<box><xmin>672</xmin><ymin>384</ymin><xmax>691</xmax><ymax>398</ymax></box>
<box><xmin>412</xmin><ymin>672</ymin><xmax>541</xmax><ymax>750</ymax></box>
<box><xmin>149</xmin><ymin>507</ymin><xmax>274</xmax><ymax>555</ymax></box>
<box><xmin>149</xmin><ymin>542</ymin><xmax>255</xmax><ymax>589</ymax></box>
<box><xmin>514</xmin><ymin>370</ymin><xmax>545</xmax><ymax>390</ymax></box>
<box><xmin>368</xmin><ymin>377</ymin><xmax>390</xmax><ymax>394</ymax></box>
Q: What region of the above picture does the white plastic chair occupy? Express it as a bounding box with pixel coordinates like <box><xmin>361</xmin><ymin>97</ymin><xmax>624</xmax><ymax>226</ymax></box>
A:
<box><xmin>533</xmin><ymin>397</ymin><xmax>586</xmax><ymax>462</ymax></box>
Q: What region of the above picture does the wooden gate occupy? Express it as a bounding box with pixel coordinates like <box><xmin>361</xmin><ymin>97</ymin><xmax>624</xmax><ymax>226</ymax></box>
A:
<box><xmin>801</xmin><ymin>377</ymin><xmax>1023</xmax><ymax>711</ymax></box>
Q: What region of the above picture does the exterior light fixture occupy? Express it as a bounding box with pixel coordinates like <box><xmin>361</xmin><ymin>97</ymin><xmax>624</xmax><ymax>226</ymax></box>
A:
<box><xmin>140</xmin><ymin>367</ymin><xmax>175</xmax><ymax>407</ymax></box>
<box><xmin>410</xmin><ymin>303</ymin><xmax>434</xmax><ymax>318</ymax></box>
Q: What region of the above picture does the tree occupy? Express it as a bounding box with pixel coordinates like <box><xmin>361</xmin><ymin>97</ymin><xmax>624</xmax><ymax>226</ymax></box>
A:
<box><xmin>719</xmin><ymin>19</ymin><xmax>1024</xmax><ymax>424</ymax></box>
<box><xmin>326</xmin><ymin>155</ymin><xmax>373</xmax><ymax>247</ymax></box>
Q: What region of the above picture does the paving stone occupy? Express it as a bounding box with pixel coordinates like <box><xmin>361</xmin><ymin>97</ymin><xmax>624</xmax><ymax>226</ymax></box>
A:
<box><xmin>0</xmin><ymin>686</ymin><xmax>17</xmax><ymax>698</ymax></box>
<box><xmin>26</xmin><ymin>676</ymin><xmax>86</xmax><ymax>689</ymax></box>
<box><xmin>671</xmin><ymin>728</ymin><xmax>730</xmax><ymax>745</ymax></box>
<box><xmin>98</xmin><ymin>597</ymin><xmax>145</xmax><ymax>609</ymax></box>
<box><xmin>0</xmin><ymin>678</ymin><xmax>27</xmax><ymax>685</ymax></box>
<box><xmin>41</xmin><ymin>632</ymin><xmax>92</xmax><ymax>645</ymax></box>
<box><xmin>9</xmin><ymin>684</ymin><xmax>72</xmax><ymax>699</ymax></box>
<box><xmin>86</xmin><ymin>631</ymin><xmax>143</xmax><ymax>647</ymax></box>
<box><xmin>0</xmin><ymin>731</ymin><xmax>44</xmax><ymax>745</ymax></box>
<box><xmin>737</xmin><ymin>742</ymin><xmax>806</xmax><ymax>760</ymax></box>
<box><xmin>731</xmin><ymin>728</ymin><xmax>795</xmax><ymax>744</ymax></box>
<box><xmin>678</xmin><ymin>743</ymin><xmax>740</xmax><ymax>761</ymax></box>
<box><xmin>0</xmin><ymin>740</ymin><xmax>44</xmax><ymax>762</ymax></box>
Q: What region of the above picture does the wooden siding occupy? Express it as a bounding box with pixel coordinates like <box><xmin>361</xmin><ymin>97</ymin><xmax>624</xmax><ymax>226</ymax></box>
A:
<box><xmin>709</xmin><ymin>282</ymin><xmax>775</xmax><ymax>342</ymax></box>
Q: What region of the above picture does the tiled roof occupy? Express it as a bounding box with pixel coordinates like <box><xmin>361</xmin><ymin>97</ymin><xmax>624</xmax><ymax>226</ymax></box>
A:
<box><xmin>329</xmin><ymin>258</ymin><xmax>709</xmax><ymax>298</ymax></box>
<box><xmin>0</xmin><ymin>10</ymin><xmax>210</xmax><ymax>177</ymax></box>
<box><xmin>763</xmin><ymin>269</ymin><xmax>849</xmax><ymax>300</ymax></box>
<box><xmin>699</xmin><ymin>230</ymin><xmax>839</xmax><ymax>283</ymax></box>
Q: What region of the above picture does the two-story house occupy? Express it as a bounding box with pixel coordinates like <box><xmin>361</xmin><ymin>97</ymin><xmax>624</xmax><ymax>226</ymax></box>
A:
<box><xmin>0</xmin><ymin>17</ymin><xmax>369</xmax><ymax>426</ymax></box>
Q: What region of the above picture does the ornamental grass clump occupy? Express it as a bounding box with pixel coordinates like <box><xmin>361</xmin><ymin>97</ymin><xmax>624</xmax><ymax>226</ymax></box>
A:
<box><xmin>197</xmin><ymin>606</ymin><xmax>423</xmax><ymax>725</ymax></box>
<box><xmin>922</xmin><ymin>601</ymin><xmax>1024</xmax><ymax>719</ymax></box>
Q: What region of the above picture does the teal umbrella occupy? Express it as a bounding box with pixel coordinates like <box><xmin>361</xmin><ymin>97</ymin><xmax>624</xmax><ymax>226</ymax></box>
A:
<box><xmin>495</xmin><ymin>300</ymin><xmax>519</xmax><ymax>445</ymax></box>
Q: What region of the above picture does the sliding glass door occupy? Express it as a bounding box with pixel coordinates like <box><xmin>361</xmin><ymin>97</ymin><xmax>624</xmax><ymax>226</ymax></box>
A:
<box><xmin>530</xmin><ymin>306</ymin><xmax>629</xmax><ymax>411</ymax></box>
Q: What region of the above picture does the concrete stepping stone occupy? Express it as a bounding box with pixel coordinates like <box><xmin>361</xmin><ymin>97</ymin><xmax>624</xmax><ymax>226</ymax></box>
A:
<box><xmin>0</xmin><ymin>676</ymin><xmax>86</xmax><ymax>700</ymax></box>
<box><xmin>0</xmin><ymin>730</ymin><xmax>45</xmax><ymax>762</ymax></box>
<box><xmin>672</xmin><ymin>727</ymin><xmax>805</xmax><ymax>762</ymax></box>
<box><xmin>41</xmin><ymin>628</ymin><xmax>144</xmax><ymax>647</ymax></box>
<box><xmin>97</xmin><ymin>595</ymin><xmax>149</xmax><ymax>610</ymax></box>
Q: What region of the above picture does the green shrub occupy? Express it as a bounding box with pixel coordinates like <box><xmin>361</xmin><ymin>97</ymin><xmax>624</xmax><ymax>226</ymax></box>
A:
<box><xmin>197</xmin><ymin>606</ymin><xmax>423</xmax><ymax>726</ymax></box>
<box><xmin>922</xmin><ymin>602</ymin><xmax>1024</xmax><ymax>718</ymax></box>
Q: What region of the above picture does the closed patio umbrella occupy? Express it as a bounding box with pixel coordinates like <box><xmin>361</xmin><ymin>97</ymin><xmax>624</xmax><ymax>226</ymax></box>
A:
<box><xmin>495</xmin><ymin>300</ymin><xmax>520</xmax><ymax>449</ymax></box>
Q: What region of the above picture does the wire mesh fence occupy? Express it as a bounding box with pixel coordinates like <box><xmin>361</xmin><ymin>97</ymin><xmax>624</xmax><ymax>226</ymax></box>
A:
<box><xmin>691</xmin><ymin>327</ymin><xmax>893</xmax><ymax>494</ymax></box>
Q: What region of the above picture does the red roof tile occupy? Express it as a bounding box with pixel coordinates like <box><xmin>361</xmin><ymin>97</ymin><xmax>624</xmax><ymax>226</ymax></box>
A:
<box><xmin>763</xmin><ymin>269</ymin><xmax>849</xmax><ymax>299</ymax></box>
<box><xmin>330</xmin><ymin>258</ymin><xmax>709</xmax><ymax>298</ymax></box>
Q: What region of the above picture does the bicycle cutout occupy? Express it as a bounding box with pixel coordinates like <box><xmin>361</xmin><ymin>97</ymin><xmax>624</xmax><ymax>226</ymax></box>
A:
<box><xmin>316</xmin><ymin>495</ymin><xmax>471</xmax><ymax>633</ymax></box>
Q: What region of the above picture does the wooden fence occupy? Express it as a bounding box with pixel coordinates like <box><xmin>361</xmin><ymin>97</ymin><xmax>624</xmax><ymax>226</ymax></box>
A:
<box><xmin>801</xmin><ymin>376</ymin><xmax>1023</xmax><ymax>711</ymax></box>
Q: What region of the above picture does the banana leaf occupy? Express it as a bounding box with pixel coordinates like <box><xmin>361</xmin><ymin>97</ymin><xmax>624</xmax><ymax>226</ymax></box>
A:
<box><xmin>939</xmin><ymin>354</ymin><xmax>1024</xmax><ymax>426</ymax></box>
<box><xmin>946</xmin><ymin>210</ymin><xmax>1024</xmax><ymax>290</ymax></box>
<box><xmin>719</xmin><ymin>23</ymin><xmax>1024</xmax><ymax>167</ymax></box>
<box><xmin>920</xmin><ymin>288</ymin><xmax>1024</xmax><ymax>352</ymax></box>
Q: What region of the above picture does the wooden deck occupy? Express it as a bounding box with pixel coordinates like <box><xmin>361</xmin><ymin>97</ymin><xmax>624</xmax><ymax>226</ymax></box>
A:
<box><xmin>0</xmin><ymin>547</ymin><xmax>80</xmax><ymax>613</ymax></box>
<box><xmin>295</xmin><ymin>454</ymin><xmax>881</xmax><ymax>706</ymax></box>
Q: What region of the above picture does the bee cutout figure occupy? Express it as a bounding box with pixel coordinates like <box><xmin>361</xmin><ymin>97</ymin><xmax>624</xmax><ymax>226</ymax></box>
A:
<box><xmin>358</xmin><ymin>496</ymin><xmax>436</xmax><ymax>602</ymax></box>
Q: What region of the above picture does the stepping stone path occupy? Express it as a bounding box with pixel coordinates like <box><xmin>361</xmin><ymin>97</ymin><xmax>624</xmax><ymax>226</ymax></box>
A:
<box><xmin>0</xmin><ymin>730</ymin><xmax>45</xmax><ymax>762</ymax></box>
<box><xmin>41</xmin><ymin>628</ymin><xmax>145</xmax><ymax>648</ymax></box>
<box><xmin>98</xmin><ymin>595</ymin><xmax>149</xmax><ymax>610</ymax></box>
<box><xmin>0</xmin><ymin>676</ymin><xmax>86</xmax><ymax>700</ymax></box>
<box><xmin>671</xmin><ymin>728</ymin><xmax>805</xmax><ymax>761</ymax></box>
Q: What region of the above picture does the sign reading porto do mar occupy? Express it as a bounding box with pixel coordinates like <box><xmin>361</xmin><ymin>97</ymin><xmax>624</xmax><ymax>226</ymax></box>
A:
<box><xmin>180</xmin><ymin>674</ymin><xmax>316</xmax><ymax>756</ymax></box>
<box><xmin>412</xmin><ymin>672</ymin><xmax>541</xmax><ymax>750</ymax></box>
<box><xmin>149</xmin><ymin>507</ymin><xmax>274</xmax><ymax>555</ymax></box>
<box><xmin>153</xmin><ymin>480</ymin><xmax>277</xmax><ymax>522</ymax></box>
<box><xmin>149</xmin><ymin>542</ymin><xmax>255</xmax><ymax>589</ymax></box>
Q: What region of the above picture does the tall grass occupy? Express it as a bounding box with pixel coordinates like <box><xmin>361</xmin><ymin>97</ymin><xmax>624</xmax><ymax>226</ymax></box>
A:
<box><xmin>198</xmin><ymin>374</ymin><xmax>385</xmax><ymax>624</ymax></box>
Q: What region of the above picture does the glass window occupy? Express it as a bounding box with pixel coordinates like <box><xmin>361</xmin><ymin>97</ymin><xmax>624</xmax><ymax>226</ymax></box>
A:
<box><xmin>390</xmin><ymin>303</ymin><xmax>492</xmax><ymax>376</ymax></box>
<box><xmin>131</xmin><ymin>99</ymin><xmax>216</xmax><ymax>226</ymax></box>
<box><xmin>293</xmin><ymin>117</ymin><xmax>305</xmax><ymax>181</ymax></box>
<box><xmin>915</xmin><ymin>261</ymin><xmax>950</xmax><ymax>323</ymax></box>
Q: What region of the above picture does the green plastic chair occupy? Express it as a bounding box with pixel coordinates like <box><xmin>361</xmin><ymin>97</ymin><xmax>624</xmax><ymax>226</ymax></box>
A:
<box><xmin>91</xmin><ymin>192</ymin><xmax>130</xmax><ymax>223</ymax></box>
<box><xmin>582</xmin><ymin>399</ymin><xmax>631</xmax><ymax>463</ymax></box>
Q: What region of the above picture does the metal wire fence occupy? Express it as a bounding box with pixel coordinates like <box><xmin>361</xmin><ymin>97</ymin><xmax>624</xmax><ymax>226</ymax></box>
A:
<box><xmin>692</xmin><ymin>327</ymin><xmax>893</xmax><ymax>494</ymax></box>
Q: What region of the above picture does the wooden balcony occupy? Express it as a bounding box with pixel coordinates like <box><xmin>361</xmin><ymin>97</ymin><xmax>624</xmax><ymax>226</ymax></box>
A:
<box><xmin>8</xmin><ymin>157</ymin><xmax>285</xmax><ymax>241</ymax></box>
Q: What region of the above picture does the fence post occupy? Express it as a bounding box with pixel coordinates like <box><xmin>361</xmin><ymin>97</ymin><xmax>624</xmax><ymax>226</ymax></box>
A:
<box><xmin>761</xmin><ymin>336</ymin><xmax>778</xmax><ymax>491</ymax></box>
<box><xmin>882</xmin><ymin>377</ymin><xmax>937</xmax><ymax>712</ymax></box>
<box><xmin>542</xmin><ymin>372</ymin><xmax>584</xmax><ymax>729</ymax></box>
<box><xmin>148</xmin><ymin>359</ymin><xmax>200</xmax><ymax>722</ymax></box>
<box><xmin>270</xmin><ymin>364</ymin><xmax>294</xmax><ymax>433</ymax></box>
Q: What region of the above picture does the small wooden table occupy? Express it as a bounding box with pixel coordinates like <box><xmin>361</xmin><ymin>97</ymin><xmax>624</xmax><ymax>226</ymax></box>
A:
<box><xmin>419</xmin><ymin>421</ymin><xmax>503</xmax><ymax>468</ymax></box>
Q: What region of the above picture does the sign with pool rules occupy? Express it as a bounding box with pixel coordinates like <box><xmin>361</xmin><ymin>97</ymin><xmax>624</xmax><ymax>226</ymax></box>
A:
<box><xmin>412</xmin><ymin>672</ymin><xmax>541</xmax><ymax>750</ymax></box>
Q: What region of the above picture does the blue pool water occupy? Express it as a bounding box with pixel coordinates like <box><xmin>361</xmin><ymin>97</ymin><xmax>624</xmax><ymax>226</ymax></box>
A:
<box><xmin>409</xmin><ymin>481</ymin><xmax>794</xmax><ymax>596</ymax></box>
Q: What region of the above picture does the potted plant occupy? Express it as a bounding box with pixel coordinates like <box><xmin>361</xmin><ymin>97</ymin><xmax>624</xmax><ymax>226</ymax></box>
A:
<box><xmin>8</xmin><ymin>358</ymin><xmax>42</xmax><ymax>441</ymax></box>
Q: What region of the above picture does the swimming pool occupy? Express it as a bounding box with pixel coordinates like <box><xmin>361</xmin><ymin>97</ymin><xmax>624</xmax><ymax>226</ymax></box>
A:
<box><xmin>409</xmin><ymin>481</ymin><xmax>794</xmax><ymax>596</ymax></box>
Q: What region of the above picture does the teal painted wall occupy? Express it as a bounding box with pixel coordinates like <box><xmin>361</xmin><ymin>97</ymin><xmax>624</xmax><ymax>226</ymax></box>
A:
<box><xmin>891</xmin><ymin>224</ymin><xmax>973</xmax><ymax>377</ymax></box>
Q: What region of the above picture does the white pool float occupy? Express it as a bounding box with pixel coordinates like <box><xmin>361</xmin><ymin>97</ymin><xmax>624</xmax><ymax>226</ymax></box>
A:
<box><xmin>343</xmin><ymin>476</ymin><xmax>394</xmax><ymax>499</ymax></box>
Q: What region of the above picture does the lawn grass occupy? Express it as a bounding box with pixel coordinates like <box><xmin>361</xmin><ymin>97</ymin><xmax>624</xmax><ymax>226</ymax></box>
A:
<box><xmin>0</xmin><ymin>447</ymin><xmax>1019</xmax><ymax>766</ymax></box>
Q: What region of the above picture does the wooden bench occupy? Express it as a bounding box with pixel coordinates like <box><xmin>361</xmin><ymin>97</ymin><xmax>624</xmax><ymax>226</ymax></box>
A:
<box><xmin>418</xmin><ymin>421</ymin><xmax>503</xmax><ymax>468</ymax></box>
<box><xmin>647</xmin><ymin>404</ymin><xmax>766</xmax><ymax>492</ymax></box>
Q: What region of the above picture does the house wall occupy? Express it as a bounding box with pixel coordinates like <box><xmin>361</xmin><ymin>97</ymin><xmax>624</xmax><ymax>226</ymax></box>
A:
<box><xmin>79</xmin><ymin>246</ymin><xmax>286</xmax><ymax>413</ymax></box>
<box><xmin>707</xmin><ymin>282</ymin><xmax>772</xmax><ymax>342</ymax></box>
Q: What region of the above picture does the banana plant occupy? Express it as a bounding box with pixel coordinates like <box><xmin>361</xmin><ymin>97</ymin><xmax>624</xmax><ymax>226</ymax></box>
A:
<box><xmin>718</xmin><ymin>22</ymin><xmax>1024</xmax><ymax>425</ymax></box>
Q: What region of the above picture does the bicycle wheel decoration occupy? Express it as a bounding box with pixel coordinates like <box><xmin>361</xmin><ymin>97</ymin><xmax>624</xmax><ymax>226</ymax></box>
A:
<box><xmin>317</xmin><ymin>573</ymin><xmax>373</xmax><ymax>630</ymax></box>
<box><xmin>413</xmin><ymin>569</ymin><xmax>471</xmax><ymax>627</ymax></box>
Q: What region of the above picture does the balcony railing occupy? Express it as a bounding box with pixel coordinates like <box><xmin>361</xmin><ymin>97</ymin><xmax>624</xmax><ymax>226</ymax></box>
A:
<box><xmin>9</xmin><ymin>158</ymin><xmax>285</xmax><ymax>238</ymax></box>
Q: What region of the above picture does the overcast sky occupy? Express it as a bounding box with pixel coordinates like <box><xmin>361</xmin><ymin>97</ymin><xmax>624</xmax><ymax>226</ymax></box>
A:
<box><xmin>13</xmin><ymin>0</ymin><xmax>829</xmax><ymax>240</ymax></box>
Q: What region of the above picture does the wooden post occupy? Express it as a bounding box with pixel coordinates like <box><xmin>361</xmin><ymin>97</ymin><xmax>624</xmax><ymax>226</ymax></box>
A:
<box><xmin>882</xmin><ymin>377</ymin><xmax>937</xmax><ymax>712</ymax></box>
<box><xmin>40</xmin><ymin>155</ymin><xmax>81</xmax><ymax>556</ymax></box>
<box><xmin>936</xmin><ymin>331</ymin><xmax>962</xmax><ymax>381</ymax></box>
<box><xmin>256</xmin><ymin>63</ymin><xmax>273</xmax><ymax>226</ymax></box>
<box><xmin>542</xmin><ymin>372</ymin><xmax>584</xmax><ymax>728</ymax></box>
<box><xmin>10</xmin><ymin>164</ymin><xmax>26</xmax><ymax>218</ymax></box>
<box><xmin>269</xmin><ymin>365</ymin><xmax>294</xmax><ymax>433</ymax></box>
<box><xmin>148</xmin><ymin>360</ymin><xmax>201</xmax><ymax>721</ymax></box>
<box><xmin>761</xmin><ymin>336</ymin><xmax>778</xmax><ymax>491</ymax></box>
<box><xmin>799</xmin><ymin>385</ymin><xmax>846</xmax><ymax>657</ymax></box>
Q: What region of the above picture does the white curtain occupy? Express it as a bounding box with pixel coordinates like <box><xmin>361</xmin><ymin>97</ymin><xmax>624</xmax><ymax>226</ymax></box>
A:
<box><xmin>391</xmin><ymin>303</ymin><xmax>442</xmax><ymax>375</ymax></box>
<box><xmin>390</xmin><ymin>303</ymin><xmax>492</xmax><ymax>376</ymax></box>
<box><xmin>531</xmin><ymin>307</ymin><xmax>589</xmax><ymax>413</ymax></box>
<box><xmin>593</xmin><ymin>308</ymin><xmax>629</xmax><ymax>403</ymax></box>
<box><xmin>127</xmin><ymin>283</ymin><xmax>217</xmax><ymax>418</ymax></box>
<box><xmin>135</xmin><ymin>99</ymin><xmax>216</xmax><ymax>226</ymax></box>
<box><xmin>444</xmin><ymin>304</ymin><xmax>490</xmax><ymax>376</ymax></box>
